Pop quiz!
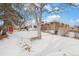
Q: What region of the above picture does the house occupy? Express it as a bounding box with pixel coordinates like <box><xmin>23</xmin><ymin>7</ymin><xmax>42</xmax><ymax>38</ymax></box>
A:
<box><xmin>41</xmin><ymin>20</ymin><xmax>79</xmax><ymax>38</ymax></box>
<box><xmin>41</xmin><ymin>21</ymin><xmax>69</xmax><ymax>36</ymax></box>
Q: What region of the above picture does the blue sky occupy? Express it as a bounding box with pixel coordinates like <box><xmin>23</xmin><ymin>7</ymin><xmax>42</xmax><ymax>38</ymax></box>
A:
<box><xmin>0</xmin><ymin>3</ymin><xmax>79</xmax><ymax>27</ymax></box>
<box><xmin>42</xmin><ymin>3</ymin><xmax>79</xmax><ymax>27</ymax></box>
<box><xmin>16</xmin><ymin>3</ymin><xmax>79</xmax><ymax>27</ymax></box>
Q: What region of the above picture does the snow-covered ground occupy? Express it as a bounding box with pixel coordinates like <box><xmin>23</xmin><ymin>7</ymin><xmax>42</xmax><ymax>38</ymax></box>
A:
<box><xmin>0</xmin><ymin>31</ymin><xmax>79</xmax><ymax>56</ymax></box>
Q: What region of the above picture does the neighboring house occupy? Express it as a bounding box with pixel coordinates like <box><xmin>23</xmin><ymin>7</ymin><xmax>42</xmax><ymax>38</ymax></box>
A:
<box><xmin>41</xmin><ymin>20</ymin><xmax>79</xmax><ymax>38</ymax></box>
<box><xmin>41</xmin><ymin>21</ymin><xmax>69</xmax><ymax>34</ymax></box>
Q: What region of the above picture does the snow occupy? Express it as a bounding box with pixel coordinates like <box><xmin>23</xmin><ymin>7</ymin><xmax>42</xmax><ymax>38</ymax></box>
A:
<box><xmin>0</xmin><ymin>31</ymin><xmax>79</xmax><ymax>56</ymax></box>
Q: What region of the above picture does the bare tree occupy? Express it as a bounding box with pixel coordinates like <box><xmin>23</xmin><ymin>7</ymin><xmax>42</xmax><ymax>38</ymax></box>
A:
<box><xmin>31</xmin><ymin>3</ymin><xmax>47</xmax><ymax>39</ymax></box>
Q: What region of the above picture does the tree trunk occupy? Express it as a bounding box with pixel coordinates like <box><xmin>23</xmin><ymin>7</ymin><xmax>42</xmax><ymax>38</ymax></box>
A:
<box><xmin>36</xmin><ymin>3</ymin><xmax>44</xmax><ymax>39</ymax></box>
<box><xmin>32</xmin><ymin>3</ymin><xmax>42</xmax><ymax>39</ymax></box>
<box><xmin>36</xmin><ymin>17</ymin><xmax>41</xmax><ymax>39</ymax></box>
